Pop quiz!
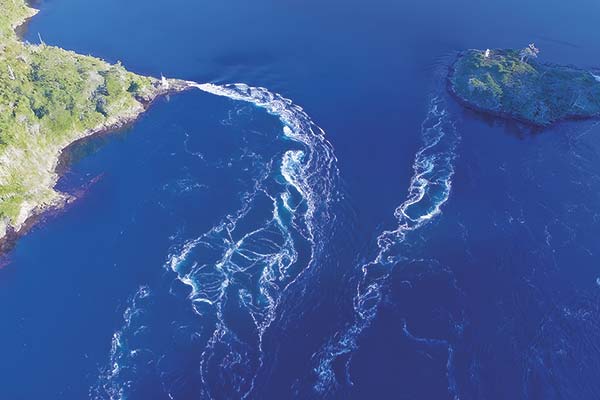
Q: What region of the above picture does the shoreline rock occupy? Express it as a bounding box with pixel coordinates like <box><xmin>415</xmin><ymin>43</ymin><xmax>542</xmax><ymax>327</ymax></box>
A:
<box><xmin>0</xmin><ymin>0</ymin><xmax>195</xmax><ymax>258</ymax></box>
<box><xmin>0</xmin><ymin>79</ymin><xmax>193</xmax><ymax>258</ymax></box>
<box><xmin>447</xmin><ymin>49</ymin><xmax>600</xmax><ymax>127</ymax></box>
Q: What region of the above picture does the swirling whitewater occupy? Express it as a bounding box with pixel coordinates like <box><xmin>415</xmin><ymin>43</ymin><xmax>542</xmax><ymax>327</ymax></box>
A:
<box><xmin>312</xmin><ymin>94</ymin><xmax>461</xmax><ymax>398</ymax></box>
<box><xmin>94</xmin><ymin>82</ymin><xmax>340</xmax><ymax>399</ymax></box>
<box><xmin>93</xmin><ymin>82</ymin><xmax>461</xmax><ymax>400</ymax></box>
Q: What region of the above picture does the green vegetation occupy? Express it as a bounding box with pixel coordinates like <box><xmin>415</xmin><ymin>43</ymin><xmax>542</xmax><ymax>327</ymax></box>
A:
<box><xmin>449</xmin><ymin>49</ymin><xmax>600</xmax><ymax>126</ymax></box>
<box><xmin>0</xmin><ymin>0</ymin><xmax>168</xmax><ymax>238</ymax></box>
<box><xmin>0</xmin><ymin>0</ymin><xmax>34</xmax><ymax>39</ymax></box>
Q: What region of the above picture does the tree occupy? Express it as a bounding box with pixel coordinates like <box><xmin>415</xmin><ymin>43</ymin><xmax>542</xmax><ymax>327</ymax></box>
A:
<box><xmin>520</xmin><ymin>43</ymin><xmax>540</xmax><ymax>62</ymax></box>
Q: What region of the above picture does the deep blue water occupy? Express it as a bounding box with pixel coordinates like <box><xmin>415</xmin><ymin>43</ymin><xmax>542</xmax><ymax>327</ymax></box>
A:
<box><xmin>2</xmin><ymin>0</ymin><xmax>600</xmax><ymax>398</ymax></box>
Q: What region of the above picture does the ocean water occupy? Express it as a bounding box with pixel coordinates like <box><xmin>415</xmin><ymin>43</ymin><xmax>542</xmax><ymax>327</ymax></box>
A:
<box><xmin>2</xmin><ymin>0</ymin><xmax>600</xmax><ymax>399</ymax></box>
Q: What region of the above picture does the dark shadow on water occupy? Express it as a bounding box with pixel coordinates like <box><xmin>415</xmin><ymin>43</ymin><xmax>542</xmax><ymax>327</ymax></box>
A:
<box><xmin>449</xmin><ymin>97</ymin><xmax>548</xmax><ymax>140</ymax></box>
<box><xmin>56</xmin><ymin>124</ymin><xmax>137</xmax><ymax>177</ymax></box>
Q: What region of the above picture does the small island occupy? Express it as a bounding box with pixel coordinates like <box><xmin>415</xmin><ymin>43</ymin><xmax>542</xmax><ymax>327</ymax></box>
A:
<box><xmin>0</xmin><ymin>0</ymin><xmax>190</xmax><ymax>247</ymax></box>
<box><xmin>448</xmin><ymin>45</ymin><xmax>600</xmax><ymax>126</ymax></box>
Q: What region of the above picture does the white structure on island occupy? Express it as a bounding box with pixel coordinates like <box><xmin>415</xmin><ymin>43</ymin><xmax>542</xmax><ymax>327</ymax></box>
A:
<box><xmin>484</xmin><ymin>49</ymin><xmax>491</xmax><ymax>58</ymax></box>
<box><xmin>161</xmin><ymin>73</ymin><xmax>169</xmax><ymax>89</ymax></box>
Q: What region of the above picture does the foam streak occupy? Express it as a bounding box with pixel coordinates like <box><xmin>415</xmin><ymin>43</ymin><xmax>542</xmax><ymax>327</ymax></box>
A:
<box><xmin>313</xmin><ymin>95</ymin><xmax>460</xmax><ymax>396</ymax></box>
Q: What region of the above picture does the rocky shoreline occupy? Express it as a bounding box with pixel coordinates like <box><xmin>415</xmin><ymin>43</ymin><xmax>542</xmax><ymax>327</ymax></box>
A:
<box><xmin>0</xmin><ymin>79</ymin><xmax>193</xmax><ymax>259</ymax></box>
<box><xmin>447</xmin><ymin>56</ymin><xmax>550</xmax><ymax>129</ymax></box>
<box><xmin>447</xmin><ymin>49</ymin><xmax>600</xmax><ymax>127</ymax></box>
<box><xmin>0</xmin><ymin>0</ymin><xmax>198</xmax><ymax>258</ymax></box>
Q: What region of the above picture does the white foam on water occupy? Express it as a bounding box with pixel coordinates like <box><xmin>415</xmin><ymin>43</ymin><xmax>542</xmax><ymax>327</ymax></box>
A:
<box><xmin>190</xmin><ymin>82</ymin><xmax>340</xmax><ymax>240</ymax></box>
<box><xmin>190</xmin><ymin>83</ymin><xmax>339</xmax><ymax>398</ymax></box>
<box><xmin>93</xmin><ymin>286</ymin><xmax>152</xmax><ymax>400</ymax></box>
<box><xmin>312</xmin><ymin>95</ymin><xmax>461</xmax><ymax>397</ymax></box>
<box><xmin>96</xmin><ymin>82</ymin><xmax>340</xmax><ymax>399</ymax></box>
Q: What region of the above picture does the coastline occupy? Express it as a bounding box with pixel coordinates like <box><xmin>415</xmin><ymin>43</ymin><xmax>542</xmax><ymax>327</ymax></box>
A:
<box><xmin>13</xmin><ymin>2</ymin><xmax>39</xmax><ymax>40</ymax></box>
<box><xmin>446</xmin><ymin>51</ymin><xmax>550</xmax><ymax>128</ymax></box>
<box><xmin>446</xmin><ymin>50</ymin><xmax>600</xmax><ymax>128</ymax></box>
<box><xmin>0</xmin><ymin>81</ymin><xmax>194</xmax><ymax>259</ymax></box>
<box><xmin>0</xmin><ymin>1</ymin><xmax>194</xmax><ymax>259</ymax></box>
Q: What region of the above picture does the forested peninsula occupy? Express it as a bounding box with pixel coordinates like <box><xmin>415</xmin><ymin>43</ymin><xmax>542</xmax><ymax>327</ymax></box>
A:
<box><xmin>0</xmin><ymin>0</ymin><xmax>188</xmax><ymax>246</ymax></box>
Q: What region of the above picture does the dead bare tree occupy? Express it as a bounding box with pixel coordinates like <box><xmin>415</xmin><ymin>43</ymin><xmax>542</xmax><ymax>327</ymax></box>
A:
<box><xmin>520</xmin><ymin>43</ymin><xmax>540</xmax><ymax>62</ymax></box>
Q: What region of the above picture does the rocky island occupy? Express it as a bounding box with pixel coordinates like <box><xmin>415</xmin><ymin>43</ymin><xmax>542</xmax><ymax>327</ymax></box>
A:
<box><xmin>0</xmin><ymin>0</ymin><xmax>190</xmax><ymax>247</ymax></box>
<box><xmin>448</xmin><ymin>46</ymin><xmax>600</xmax><ymax>127</ymax></box>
